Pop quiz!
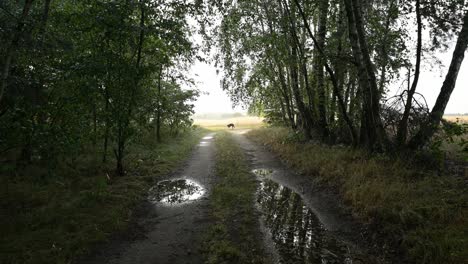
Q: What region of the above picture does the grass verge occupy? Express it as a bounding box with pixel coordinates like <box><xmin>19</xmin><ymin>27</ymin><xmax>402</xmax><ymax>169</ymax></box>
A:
<box><xmin>0</xmin><ymin>128</ymin><xmax>206</xmax><ymax>264</ymax></box>
<box><xmin>203</xmin><ymin>132</ymin><xmax>268</xmax><ymax>264</ymax></box>
<box><xmin>247</xmin><ymin>127</ymin><xmax>467</xmax><ymax>264</ymax></box>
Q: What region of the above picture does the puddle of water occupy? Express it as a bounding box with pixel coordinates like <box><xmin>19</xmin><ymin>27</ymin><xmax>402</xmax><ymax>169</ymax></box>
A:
<box><xmin>252</xmin><ymin>168</ymin><xmax>274</xmax><ymax>177</ymax></box>
<box><xmin>148</xmin><ymin>179</ymin><xmax>205</xmax><ymax>205</ymax></box>
<box><xmin>199</xmin><ymin>141</ymin><xmax>210</xmax><ymax>146</ymax></box>
<box><xmin>257</xmin><ymin>179</ymin><xmax>355</xmax><ymax>264</ymax></box>
<box><xmin>202</xmin><ymin>136</ymin><xmax>213</xmax><ymax>140</ymax></box>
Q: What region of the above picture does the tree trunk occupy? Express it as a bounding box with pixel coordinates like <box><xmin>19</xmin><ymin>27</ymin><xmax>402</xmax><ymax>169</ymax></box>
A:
<box><xmin>408</xmin><ymin>11</ymin><xmax>468</xmax><ymax>149</ymax></box>
<box><xmin>344</xmin><ymin>0</ymin><xmax>386</xmax><ymax>149</ymax></box>
<box><xmin>93</xmin><ymin>102</ymin><xmax>97</xmax><ymax>146</ymax></box>
<box><xmin>294</xmin><ymin>0</ymin><xmax>357</xmax><ymax>144</ymax></box>
<box><xmin>377</xmin><ymin>0</ymin><xmax>395</xmax><ymax>95</ymax></box>
<box><xmin>0</xmin><ymin>0</ymin><xmax>35</xmax><ymax>107</ymax></box>
<box><xmin>115</xmin><ymin>117</ymin><xmax>126</xmax><ymax>176</ymax></box>
<box><xmin>397</xmin><ymin>0</ymin><xmax>422</xmax><ymax>145</ymax></box>
<box><xmin>103</xmin><ymin>91</ymin><xmax>110</xmax><ymax>163</ymax></box>
<box><xmin>277</xmin><ymin>62</ymin><xmax>297</xmax><ymax>129</ymax></box>
<box><xmin>263</xmin><ymin>3</ymin><xmax>296</xmax><ymax>129</ymax></box>
<box><xmin>156</xmin><ymin>65</ymin><xmax>163</xmax><ymax>143</ymax></box>
<box><xmin>270</xmin><ymin>59</ymin><xmax>296</xmax><ymax>129</ymax></box>
<box><xmin>352</xmin><ymin>0</ymin><xmax>386</xmax><ymax>149</ymax></box>
<box><xmin>289</xmin><ymin>46</ymin><xmax>312</xmax><ymax>139</ymax></box>
<box><xmin>316</xmin><ymin>0</ymin><xmax>330</xmax><ymax>139</ymax></box>
<box><xmin>280</xmin><ymin>0</ymin><xmax>312</xmax><ymax>139</ymax></box>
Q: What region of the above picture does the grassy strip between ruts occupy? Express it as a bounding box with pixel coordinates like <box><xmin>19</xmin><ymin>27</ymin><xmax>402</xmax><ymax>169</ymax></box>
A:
<box><xmin>247</xmin><ymin>127</ymin><xmax>467</xmax><ymax>264</ymax></box>
<box><xmin>203</xmin><ymin>132</ymin><xmax>269</xmax><ymax>264</ymax></box>
<box><xmin>0</xmin><ymin>128</ymin><xmax>206</xmax><ymax>264</ymax></box>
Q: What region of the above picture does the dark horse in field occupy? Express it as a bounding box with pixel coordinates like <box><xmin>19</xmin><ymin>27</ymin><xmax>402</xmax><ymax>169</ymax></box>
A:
<box><xmin>227</xmin><ymin>123</ymin><xmax>235</xmax><ymax>129</ymax></box>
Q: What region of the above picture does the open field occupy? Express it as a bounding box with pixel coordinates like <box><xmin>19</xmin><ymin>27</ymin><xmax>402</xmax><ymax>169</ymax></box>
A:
<box><xmin>443</xmin><ymin>115</ymin><xmax>468</xmax><ymax>123</ymax></box>
<box><xmin>193</xmin><ymin>116</ymin><xmax>264</xmax><ymax>130</ymax></box>
<box><xmin>441</xmin><ymin>115</ymin><xmax>468</xmax><ymax>161</ymax></box>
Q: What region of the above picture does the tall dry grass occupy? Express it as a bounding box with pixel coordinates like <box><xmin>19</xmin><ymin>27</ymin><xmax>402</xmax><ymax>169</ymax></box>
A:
<box><xmin>194</xmin><ymin>116</ymin><xmax>264</xmax><ymax>130</ymax></box>
<box><xmin>443</xmin><ymin>115</ymin><xmax>468</xmax><ymax>124</ymax></box>
<box><xmin>247</xmin><ymin>127</ymin><xmax>467</xmax><ymax>264</ymax></box>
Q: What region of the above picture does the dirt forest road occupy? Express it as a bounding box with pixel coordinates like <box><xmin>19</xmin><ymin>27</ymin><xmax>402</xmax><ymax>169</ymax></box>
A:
<box><xmin>80</xmin><ymin>133</ymin><xmax>216</xmax><ymax>264</ymax></box>
<box><xmin>230</xmin><ymin>130</ymin><xmax>386</xmax><ymax>263</ymax></box>
<box><xmin>81</xmin><ymin>130</ymin><xmax>386</xmax><ymax>264</ymax></box>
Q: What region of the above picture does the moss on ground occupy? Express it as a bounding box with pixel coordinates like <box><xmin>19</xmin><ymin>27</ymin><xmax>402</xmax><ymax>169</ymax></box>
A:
<box><xmin>0</xmin><ymin>128</ymin><xmax>206</xmax><ymax>264</ymax></box>
<box><xmin>203</xmin><ymin>132</ymin><xmax>268</xmax><ymax>264</ymax></box>
<box><xmin>247</xmin><ymin>127</ymin><xmax>467</xmax><ymax>264</ymax></box>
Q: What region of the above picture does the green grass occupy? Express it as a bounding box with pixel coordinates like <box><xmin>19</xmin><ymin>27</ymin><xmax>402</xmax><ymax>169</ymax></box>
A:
<box><xmin>0</xmin><ymin>128</ymin><xmax>206</xmax><ymax>264</ymax></box>
<box><xmin>203</xmin><ymin>132</ymin><xmax>268</xmax><ymax>264</ymax></box>
<box><xmin>247</xmin><ymin>127</ymin><xmax>467</xmax><ymax>264</ymax></box>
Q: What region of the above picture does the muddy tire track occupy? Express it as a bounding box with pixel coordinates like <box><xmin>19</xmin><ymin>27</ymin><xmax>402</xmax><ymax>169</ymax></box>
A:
<box><xmin>79</xmin><ymin>133</ymin><xmax>216</xmax><ymax>264</ymax></box>
<box><xmin>230</xmin><ymin>130</ymin><xmax>394</xmax><ymax>264</ymax></box>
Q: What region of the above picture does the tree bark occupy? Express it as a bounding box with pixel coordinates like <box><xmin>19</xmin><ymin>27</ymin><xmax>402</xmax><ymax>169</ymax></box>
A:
<box><xmin>280</xmin><ymin>0</ymin><xmax>312</xmax><ymax>139</ymax></box>
<box><xmin>294</xmin><ymin>0</ymin><xmax>357</xmax><ymax>144</ymax></box>
<box><xmin>156</xmin><ymin>65</ymin><xmax>163</xmax><ymax>143</ymax></box>
<box><xmin>397</xmin><ymin>0</ymin><xmax>422</xmax><ymax>145</ymax></box>
<box><xmin>377</xmin><ymin>0</ymin><xmax>395</xmax><ymax>95</ymax></box>
<box><xmin>315</xmin><ymin>0</ymin><xmax>330</xmax><ymax>139</ymax></box>
<box><xmin>344</xmin><ymin>0</ymin><xmax>386</xmax><ymax>149</ymax></box>
<box><xmin>0</xmin><ymin>0</ymin><xmax>35</xmax><ymax>107</ymax></box>
<box><xmin>274</xmin><ymin>60</ymin><xmax>296</xmax><ymax>129</ymax></box>
<box><xmin>408</xmin><ymin>11</ymin><xmax>468</xmax><ymax>149</ymax></box>
<box><xmin>352</xmin><ymin>0</ymin><xmax>386</xmax><ymax>149</ymax></box>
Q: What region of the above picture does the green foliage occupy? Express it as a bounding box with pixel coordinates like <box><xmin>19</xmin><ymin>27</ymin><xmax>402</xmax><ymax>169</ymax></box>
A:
<box><xmin>208</xmin><ymin>0</ymin><xmax>468</xmax><ymax>149</ymax></box>
<box><xmin>0</xmin><ymin>0</ymin><xmax>201</xmax><ymax>175</ymax></box>
<box><xmin>430</xmin><ymin>121</ymin><xmax>468</xmax><ymax>162</ymax></box>
<box><xmin>0</xmin><ymin>128</ymin><xmax>206</xmax><ymax>264</ymax></box>
<box><xmin>0</xmin><ymin>1</ymin><xmax>209</xmax><ymax>262</ymax></box>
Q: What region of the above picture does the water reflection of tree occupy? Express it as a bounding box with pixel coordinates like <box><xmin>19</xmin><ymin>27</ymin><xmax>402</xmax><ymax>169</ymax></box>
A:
<box><xmin>150</xmin><ymin>180</ymin><xmax>202</xmax><ymax>203</ymax></box>
<box><xmin>257</xmin><ymin>180</ymin><xmax>347</xmax><ymax>263</ymax></box>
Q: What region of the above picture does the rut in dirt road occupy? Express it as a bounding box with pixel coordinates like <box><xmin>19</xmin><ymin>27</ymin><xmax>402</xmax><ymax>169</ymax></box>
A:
<box><xmin>230</xmin><ymin>130</ymin><xmax>391</xmax><ymax>264</ymax></box>
<box><xmin>80</xmin><ymin>133</ymin><xmax>216</xmax><ymax>264</ymax></box>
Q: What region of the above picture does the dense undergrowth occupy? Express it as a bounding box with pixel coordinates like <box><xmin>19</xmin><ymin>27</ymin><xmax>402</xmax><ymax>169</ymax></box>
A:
<box><xmin>0</xmin><ymin>128</ymin><xmax>205</xmax><ymax>264</ymax></box>
<box><xmin>247</xmin><ymin>127</ymin><xmax>467</xmax><ymax>264</ymax></box>
<box><xmin>203</xmin><ymin>132</ymin><xmax>268</xmax><ymax>264</ymax></box>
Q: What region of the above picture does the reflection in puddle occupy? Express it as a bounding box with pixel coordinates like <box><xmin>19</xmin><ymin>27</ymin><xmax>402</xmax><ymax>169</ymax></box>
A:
<box><xmin>257</xmin><ymin>179</ymin><xmax>355</xmax><ymax>263</ymax></box>
<box><xmin>252</xmin><ymin>168</ymin><xmax>273</xmax><ymax>177</ymax></box>
<box><xmin>202</xmin><ymin>136</ymin><xmax>213</xmax><ymax>140</ymax></box>
<box><xmin>148</xmin><ymin>179</ymin><xmax>205</xmax><ymax>205</ymax></box>
<box><xmin>199</xmin><ymin>141</ymin><xmax>210</xmax><ymax>146</ymax></box>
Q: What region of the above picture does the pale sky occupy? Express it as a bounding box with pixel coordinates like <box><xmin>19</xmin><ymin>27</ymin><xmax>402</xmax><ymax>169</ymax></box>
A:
<box><xmin>189</xmin><ymin>17</ymin><xmax>468</xmax><ymax>115</ymax></box>
<box><xmin>190</xmin><ymin>52</ymin><xmax>467</xmax><ymax>115</ymax></box>
<box><xmin>189</xmin><ymin>60</ymin><xmax>246</xmax><ymax>114</ymax></box>
<box><xmin>399</xmin><ymin>48</ymin><xmax>468</xmax><ymax>114</ymax></box>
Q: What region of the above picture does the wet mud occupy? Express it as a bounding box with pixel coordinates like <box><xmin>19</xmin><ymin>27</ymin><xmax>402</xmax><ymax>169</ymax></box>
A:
<box><xmin>79</xmin><ymin>133</ymin><xmax>216</xmax><ymax>264</ymax></box>
<box><xmin>231</xmin><ymin>130</ymin><xmax>390</xmax><ymax>264</ymax></box>
<box><xmin>258</xmin><ymin>179</ymin><xmax>356</xmax><ymax>264</ymax></box>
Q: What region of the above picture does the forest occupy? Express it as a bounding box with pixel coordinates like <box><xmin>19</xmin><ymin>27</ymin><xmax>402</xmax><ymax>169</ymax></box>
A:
<box><xmin>0</xmin><ymin>0</ymin><xmax>201</xmax><ymax>175</ymax></box>
<box><xmin>1</xmin><ymin>0</ymin><xmax>467</xmax><ymax>264</ymax></box>
<box><xmin>215</xmin><ymin>0</ymin><xmax>468</xmax><ymax>151</ymax></box>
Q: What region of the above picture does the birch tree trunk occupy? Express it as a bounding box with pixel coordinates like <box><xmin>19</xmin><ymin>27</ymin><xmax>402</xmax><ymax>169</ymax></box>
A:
<box><xmin>409</xmin><ymin>11</ymin><xmax>468</xmax><ymax>149</ymax></box>
<box><xmin>316</xmin><ymin>0</ymin><xmax>330</xmax><ymax>139</ymax></box>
